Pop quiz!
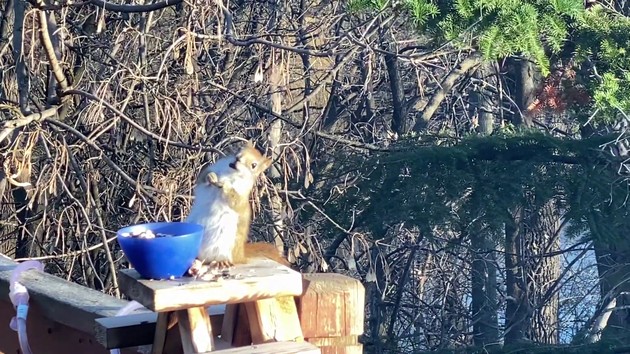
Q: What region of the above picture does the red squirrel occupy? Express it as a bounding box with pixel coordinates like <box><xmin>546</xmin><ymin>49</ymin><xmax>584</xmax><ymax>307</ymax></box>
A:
<box><xmin>186</xmin><ymin>142</ymin><xmax>288</xmax><ymax>276</ymax></box>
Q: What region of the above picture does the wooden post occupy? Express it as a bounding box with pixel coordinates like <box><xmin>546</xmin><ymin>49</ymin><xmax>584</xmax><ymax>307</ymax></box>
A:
<box><xmin>296</xmin><ymin>273</ymin><xmax>365</xmax><ymax>354</ymax></box>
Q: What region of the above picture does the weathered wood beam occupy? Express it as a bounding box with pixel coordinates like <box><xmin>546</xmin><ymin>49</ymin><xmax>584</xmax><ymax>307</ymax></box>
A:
<box><xmin>208</xmin><ymin>340</ymin><xmax>321</xmax><ymax>354</ymax></box>
<box><xmin>0</xmin><ymin>254</ymin><xmax>137</xmax><ymax>335</ymax></box>
<box><xmin>0</xmin><ymin>254</ymin><xmax>141</xmax><ymax>353</ymax></box>
<box><xmin>117</xmin><ymin>258</ymin><xmax>303</xmax><ymax>312</ymax></box>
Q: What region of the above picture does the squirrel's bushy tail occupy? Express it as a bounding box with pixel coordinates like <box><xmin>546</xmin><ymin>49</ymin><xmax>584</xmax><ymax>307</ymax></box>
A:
<box><xmin>244</xmin><ymin>242</ymin><xmax>290</xmax><ymax>266</ymax></box>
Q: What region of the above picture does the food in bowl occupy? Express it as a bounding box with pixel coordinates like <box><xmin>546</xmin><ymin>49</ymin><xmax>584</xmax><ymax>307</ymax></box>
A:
<box><xmin>117</xmin><ymin>222</ymin><xmax>203</xmax><ymax>280</ymax></box>
<box><xmin>119</xmin><ymin>225</ymin><xmax>174</xmax><ymax>239</ymax></box>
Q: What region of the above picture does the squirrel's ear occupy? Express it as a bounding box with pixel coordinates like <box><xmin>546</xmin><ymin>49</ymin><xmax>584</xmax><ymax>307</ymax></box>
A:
<box><xmin>245</xmin><ymin>139</ymin><xmax>255</xmax><ymax>149</ymax></box>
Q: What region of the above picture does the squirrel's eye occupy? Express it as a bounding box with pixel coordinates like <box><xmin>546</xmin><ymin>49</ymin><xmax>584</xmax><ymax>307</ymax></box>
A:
<box><xmin>251</xmin><ymin>162</ymin><xmax>258</xmax><ymax>169</ymax></box>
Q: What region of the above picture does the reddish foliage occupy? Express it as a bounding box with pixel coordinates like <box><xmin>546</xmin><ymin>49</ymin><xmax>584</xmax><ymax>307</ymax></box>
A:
<box><xmin>527</xmin><ymin>65</ymin><xmax>591</xmax><ymax>115</ymax></box>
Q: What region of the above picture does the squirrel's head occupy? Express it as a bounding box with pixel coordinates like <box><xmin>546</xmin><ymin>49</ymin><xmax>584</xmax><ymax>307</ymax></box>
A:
<box><xmin>193</xmin><ymin>141</ymin><xmax>273</xmax><ymax>195</ymax></box>
<box><xmin>228</xmin><ymin>141</ymin><xmax>272</xmax><ymax>179</ymax></box>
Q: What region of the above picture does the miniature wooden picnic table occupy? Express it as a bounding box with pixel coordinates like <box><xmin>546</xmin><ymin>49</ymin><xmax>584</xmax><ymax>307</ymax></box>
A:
<box><xmin>117</xmin><ymin>258</ymin><xmax>321</xmax><ymax>354</ymax></box>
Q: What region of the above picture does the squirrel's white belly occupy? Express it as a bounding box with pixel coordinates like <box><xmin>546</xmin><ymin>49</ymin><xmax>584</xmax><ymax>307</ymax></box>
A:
<box><xmin>186</xmin><ymin>188</ymin><xmax>239</xmax><ymax>263</ymax></box>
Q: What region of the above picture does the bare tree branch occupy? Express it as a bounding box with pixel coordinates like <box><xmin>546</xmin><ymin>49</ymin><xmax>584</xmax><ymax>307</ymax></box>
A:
<box><xmin>415</xmin><ymin>52</ymin><xmax>483</xmax><ymax>129</ymax></box>
<box><xmin>12</xmin><ymin>0</ymin><xmax>29</xmax><ymax>113</ymax></box>
<box><xmin>61</xmin><ymin>89</ymin><xmax>223</xmax><ymax>154</ymax></box>
<box><xmin>0</xmin><ymin>105</ymin><xmax>59</xmax><ymax>142</ymax></box>
<box><xmin>88</xmin><ymin>0</ymin><xmax>182</xmax><ymax>13</ymax></box>
<box><xmin>37</xmin><ymin>9</ymin><xmax>69</xmax><ymax>91</ymax></box>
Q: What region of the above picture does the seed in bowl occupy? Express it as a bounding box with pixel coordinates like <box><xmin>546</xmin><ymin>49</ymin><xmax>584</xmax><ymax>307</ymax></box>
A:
<box><xmin>155</xmin><ymin>233</ymin><xmax>174</xmax><ymax>237</ymax></box>
<box><xmin>121</xmin><ymin>226</ymin><xmax>148</xmax><ymax>237</ymax></box>
<box><xmin>120</xmin><ymin>229</ymin><xmax>174</xmax><ymax>239</ymax></box>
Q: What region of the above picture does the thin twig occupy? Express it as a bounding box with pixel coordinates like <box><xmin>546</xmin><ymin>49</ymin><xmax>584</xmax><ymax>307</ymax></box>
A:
<box><xmin>88</xmin><ymin>0</ymin><xmax>182</xmax><ymax>13</ymax></box>
<box><xmin>61</xmin><ymin>89</ymin><xmax>222</xmax><ymax>154</ymax></box>
<box><xmin>13</xmin><ymin>235</ymin><xmax>118</xmax><ymax>261</ymax></box>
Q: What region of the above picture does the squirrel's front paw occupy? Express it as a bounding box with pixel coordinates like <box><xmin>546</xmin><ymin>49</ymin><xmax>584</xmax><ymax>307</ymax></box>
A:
<box><xmin>187</xmin><ymin>259</ymin><xmax>209</xmax><ymax>277</ymax></box>
<box><xmin>212</xmin><ymin>260</ymin><xmax>234</xmax><ymax>269</ymax></box>
<box><xmin>206</xmin><ymin>172</ymin><xmax>223</xmax><ymax>187</ymax></box>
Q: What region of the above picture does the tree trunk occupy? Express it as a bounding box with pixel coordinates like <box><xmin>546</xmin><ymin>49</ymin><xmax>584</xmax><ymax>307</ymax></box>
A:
<box><xmin>267</xmin><ymin>51</ymin><xmax>286</xmax><ymax>251</ymax></box>
<box><xmin>470</xmin><ymin>231</ymin><xmax>499</xmax><ymax>347</ymax></box>
<box><xmin>504</xmin><ymin>207</ymin><xmax>530</xmax><ymax>344</ymax></box>
<box><xmin>262</xmin><ymin>0</ymin><xmax>287</xmax><ymax>254</ymax></box>
<box><xmin>506</xmin><ymin>57</ymin><xmax>540</xmax><ymax>127</ymax></box>
<box><xmin>469</xmin><ymin>62</ymin><xmax>499</xmax><ymax>347</ymax></box>
<box><xmin>470</xmin><ymin>63</ymin><xmax>496</xmax><ymax>135</ymax></box>
<box><xmin>12</xmin><ymin>0</ymin><xmax>29</xmax><ymax>114</ymax></box>
<box><xmin>590</xmin><ymin>209</ymin><xmax>630</xmax><ymax>343</ymax></box>
<box><xmin>525</xmin><ymin>199</ymin><xmax>561</xmax><ymax>344</ymax></box>
<box><xmin>0</xmin><ymin>0</ymin><xmax>14</xmax><ymax>102</ymax></box>
<box><xmin>503</xmin><ymin>55</ymin><xmax>559</xmax><ymax>345</ymax></box>
<box><xmin>379</xmin><ymin>27</ymin><xmax>409</xmax><ymax>135</ymax></box>
<box><xmin>504</xmin><ymin>197</ymin><xmax>562</xmax><ymax>345</ymax></box>
<box><xmin>366</xmin><ymin>244</ymin><xmax>389</xmax><ymax>352</ymax></box>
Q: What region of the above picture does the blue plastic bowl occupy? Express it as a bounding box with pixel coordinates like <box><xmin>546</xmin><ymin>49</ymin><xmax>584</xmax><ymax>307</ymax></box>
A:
<box><xmin>116</xmin><ymin>222</ymin><xmax>203</xmax><ymax>280</ymax></box>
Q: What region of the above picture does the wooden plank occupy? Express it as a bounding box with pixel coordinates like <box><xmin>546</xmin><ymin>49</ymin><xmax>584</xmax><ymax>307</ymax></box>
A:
<box><xmin>162</xmin><ymin>318</ymin><xmax>184</xmax><ymax>354</ymax></box>
<box><xmin>230</xmin><ymin>303</ymin><xmax>253</xmax><ymax>347</ymax></box>
<box><xmin>244</xmin><ymin>302</ymin><xmax>264</xmax><ymax>344</ymax></box>
<box><xmin>118</xmin><ymin>258</ymin><xmax>303</xmax><ymax>312</ymax></box>
<box><xmin>151</xmin><ymin>312</ymin><xmax>171</xmax><ymax>354</ymax></box>
<box><xmin>307</xmin><ymin>344</ymin><xmax>362</xmax><ymax>354</ymax></box>
<box><xmin>210</xmin><ymin>341</ymin><xmax>321</xmax><ymax>354</ymax></box>
<box><xmin>0</xmin><ymin>254</ymin><xmax>133</xmax><ymax>336</ymax></box>
<box><xmin>94</xmin><ymin>312</ymin><xmax>157</xmax><ymax>349</ymax></box>
<box><xmin>94</xmin><ymin>306</ymin><xmax>225</xmax><ymax>349</ymax></box>
<box><xmin>305</xmin><ymin>336</ymin><xmax>363</xmax><ymax>354</ymax></box>
<box><xmin>245</xmin><ymin>297</ymin><xmax>304</xmax><ymax>344</ymax></box>
<box><xmin>297</xmin><ymin>273</ymin><xmax>365</xmax><ymax>338</ymax></box>
<box><xmin>177</xmin><ymin>307</ymin><xmax>214</xmax><ymax>354</ymax></box>
<box><xmin>0</xmin><ymin>299</ymin><xmax>140</xmax><ymax>354</ymax></box>
<box><xmin>220</xmin><ymin>304</ymin><xmax>238</xmax><ymax>345</ymax></box>
<box><xmin>305</xmin><ymin>336</ymin><xmax>359</xmax><ymax>347</ymax></box>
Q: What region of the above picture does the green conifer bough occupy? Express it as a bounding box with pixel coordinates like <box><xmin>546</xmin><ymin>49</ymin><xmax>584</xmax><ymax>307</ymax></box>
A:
<box><xmin>351</xmin><ymin>0</ymin><xmax>585</xmax><ymax>75</ymax></box>
<box><xmin>351</xmin><ymin>0</ymin><xmax>630</xmax><ymax>124</ymax></box>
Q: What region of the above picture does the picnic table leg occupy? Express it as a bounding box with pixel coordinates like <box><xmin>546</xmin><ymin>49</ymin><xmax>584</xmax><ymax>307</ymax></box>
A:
<box><xmin>151</xmin><ymin>312</ymin><xmax>173</xmax><ymax>354</ymax></box>
<box><xmin>177</xmin><ymin>306</ymin><xmax>214</xmax><ymax>354</ymax></box>
<box><xmin>221</xmin><ymin>303</ymin><xmax>252</xmax><ymax>347</ymax></box>
<box><xmin>220</xmin><ymin>304</ymin><xmax>238</xmax><ymax>345</ymax></box>
<box><xmin>245</xmin><ymin>296</ymin><xmax>304</xmax><ymax>344</ymax></box>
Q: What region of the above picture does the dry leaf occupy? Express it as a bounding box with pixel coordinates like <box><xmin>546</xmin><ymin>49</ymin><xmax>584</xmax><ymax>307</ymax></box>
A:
<box><xmin>97</xmin><ymin>9</ymin><xmax>105</xmax><ymax>34</ymax></box>
<box><xmin>128</xmin><ymin>194</ymin><xmax>136</xmax><ymax>208</ymax></box>
<box><xmin>320</xmin><ymin>259</ymin><xmax>329</xmax><ymax>272</ymax></box>
<box><xmin>185</xmin><ymin>54</ymin><xmax>194</xmax><ymax>75</ymax></box>
<box><xmin>254</xmin><ymin>62</ymin><xmax>263</xmax><ymax>83</ymax></box>
<box><xmin>304</xmin><ymin>171</ymin><xmax>313</xmax><ymax>189</ymax></box>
